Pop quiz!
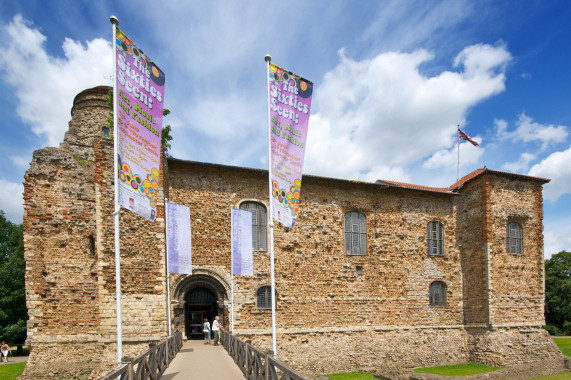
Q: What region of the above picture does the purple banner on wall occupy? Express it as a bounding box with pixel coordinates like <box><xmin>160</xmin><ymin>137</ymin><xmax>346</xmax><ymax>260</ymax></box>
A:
<box><xmin>115</xmin><ymin>28</ymin><xmax>166</xmax><ymax>221</ymax></box>
<box><xmin>166</xmin><ymin>202</ymin><xmax>192</xmax><ymax>275</ymax></box>
<box><xmin>268</xmin><ymin>63</ymin><xmax>313</xmax><ymax>228</ymax></box>
<box><xmin>231</xmin><ymin>208</ymin><xmax>253</xmax><ymax>276</ymax></box>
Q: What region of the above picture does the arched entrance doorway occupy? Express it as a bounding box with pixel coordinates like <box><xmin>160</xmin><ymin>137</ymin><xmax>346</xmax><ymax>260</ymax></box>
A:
<box><xmin>185</xmin><ymin>287</ymin><xmax>217</xmax><ymax>339</ymax></box>
<box><xmin>172</xmin><ymin>270</ymin><xmax>229</xmax><ymax>340</ymax></box>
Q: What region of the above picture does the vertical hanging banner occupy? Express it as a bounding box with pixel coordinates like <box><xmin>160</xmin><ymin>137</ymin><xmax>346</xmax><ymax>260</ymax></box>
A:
<box><xmin>166</xmin><ymin>202</ymin><xmax>192</xmax><ymax>274</ymax></box>
<box><xmin>115</xmin><ymin>28</ymin><xmax>166</xmax><ymax>221</ymax></box>
<box><xmin>268</xmin><ymin>63</ymin><xmax>313</xmax><ymax>228</ymax></box>
<box><xmin>231</xmin><ymin>208</ymin><xmax>253</xmax><ymax>276</ymax></box>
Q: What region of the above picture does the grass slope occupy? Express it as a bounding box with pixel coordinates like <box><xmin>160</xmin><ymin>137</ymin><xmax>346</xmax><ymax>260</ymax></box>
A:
<box><xmin>413</xmin><ymin>363</ymin><xmax>504</xmax><ymax>376</ymax></box>
<box><xmin>322</xmin><ymin>372</ymin><xmax>378</xmax><ymax>380</ymax></box>
<box><xmin>0</xmin><ymin>362</ymin><xmax>26</xmax><ymax>380</ymax></box>
<box><xmin>553</xmin><ymin>337</ymin><xmax>571</xmax><ymax>357</ymax></box>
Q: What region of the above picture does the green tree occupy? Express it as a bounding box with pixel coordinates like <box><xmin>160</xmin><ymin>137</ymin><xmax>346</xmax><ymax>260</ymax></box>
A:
<box><xmin>105</xmin><ymin>89</ymin><xmax>173</xmax><ymax>156</ymax></box>
<box><xmin>545</xmin><ymin>251</ymin><xmax>571</xmax><ymax>331</ymax></box>
<box><xmin>0</xmin><ymin>211</ymin><xmax>27</xmax><ymax>352</ymax></box>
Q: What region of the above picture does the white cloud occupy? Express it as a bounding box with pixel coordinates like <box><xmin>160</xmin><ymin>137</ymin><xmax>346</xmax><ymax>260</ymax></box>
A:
<box><xmin>502</xmin><ymin>152</ymin><xmax>536</xmax><ymax>172</ymax></box>
<box><xmin>423</xmin><ymin>140</ymin><xmax>484</xmax><ymax>170</ymax></box>
<box><xmin>0</xmin><ymin>179</ymin><xmax>24</xmax><ymax>224</ymax></box>
<box><xmin>10</xmin><ymin>155</ymin><xmax>31</xmax><ymax>169</ymax></box>
<box><xmin>305</xmin><ymin>44</ymin><xmax>510</xmax><ymax>181</ymax></box>
<box><xmin>0</xmin><ymin>15</ymin><xmax>113</xmax><ymax>147</ymax></box>
<box><xmin>528</xmin><ymin>145</ymin><xmax>571</xmax><ymax>202</ymax></box>
<box><xmin>496</xmin><ymin>113</ymin><xmax>568</xmax><ymax>150</ymax></box>
<box><xmin>544</xmin><ymin>217</ymin><xmax>571</xmax><ymax>259</ymax></box>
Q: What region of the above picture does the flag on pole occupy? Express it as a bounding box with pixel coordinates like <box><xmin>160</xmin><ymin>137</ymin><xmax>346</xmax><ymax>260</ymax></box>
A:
<box><xmin>115</xmin><ymin>28</ymin><xmax>166</xmax><ymax>221</ymax></box>
<box><xmin>458</xmin><ymin>128</ymin><xmax>479</xmax><ymax>146</ymax></box>
<box><xmin>268</xmin><ymin>63</ymin><xmax>313</xmax><ymax>228</ymax></box>
<box><xmin>166</xmin><ymin>202</ymin><xmax>192</xmax><ymax>274</ymax></box>
<box><xmin>231</xmin><ymin>208</ymin><xmax>253</xmax><ymax>276</ymax></box>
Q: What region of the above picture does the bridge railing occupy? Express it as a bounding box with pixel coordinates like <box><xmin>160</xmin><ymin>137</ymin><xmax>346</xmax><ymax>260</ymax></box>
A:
<box><xmin>221</xmin><ymin>330</ymin><xmax>311</xmax><ymax>380</ymax></box>
<box><xmin>99</xmin><ymin>330</ymin><xmax>183</xmax><ymax>380</ymax></box>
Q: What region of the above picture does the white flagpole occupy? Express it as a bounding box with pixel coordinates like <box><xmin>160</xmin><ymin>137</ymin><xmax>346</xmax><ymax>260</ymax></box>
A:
<box><xmin>230</xmin><ymin>207</ymin><xmax>234</xmax><ymax>333</ymax></box>
<box><xmin>165</xmin><ymin>199</ymin><xmax>172</xmax><ymax>336</ymax></box>
<box><xmin>457</xmin><ymin>125</ymin><xmax>460</xmax><ymax>181</ymax></box>
<box><xmin>264</xmin><ymin>54</ymin><xmax>277</xmax><ymax>358</ymax></box>
<box><xmin>110</xmin><ymin>15</ymin><xmax>123</xmax><ymax>365</ymax></box>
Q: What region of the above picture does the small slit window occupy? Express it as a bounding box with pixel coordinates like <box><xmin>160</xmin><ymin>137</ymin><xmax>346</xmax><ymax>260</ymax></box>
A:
<box><xmin>506</xmin><ymin>222</ymin><xmax>523</xmax><ymax>254</ymax></box>
<box><xmin>257</xmin><ymin>286</ymin><xmax>273</xmax><ymax>309</ymax></box>
<box><xmin>239</xmin><ymin>202</ymin><xmax>267</xmax><ymax>251</ymax></box>
<box><xmin>345</xmin><ymin>211</ymin><xmax>367</xmax><ymax>255</ymax></box>
<box><xmin>427</xmin><ymin>221</ymin><xmax>444</xmax><ymax>256</ymax></box>
<box><xmin>429</xmin><ymin>281</ymin><xmax>447</xmax><ymax>306</ymax></box>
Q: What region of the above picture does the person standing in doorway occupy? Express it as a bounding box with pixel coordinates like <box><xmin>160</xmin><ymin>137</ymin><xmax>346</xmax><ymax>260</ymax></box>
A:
<box><xmin>203</xmin><ymin>318</ymin><xmax>211</xmax><ymax>344</ymax></box>
<box><xmin>212</xmin><ymin>315</ymin><xmax>223</xmax><ymax>345</ymax></box>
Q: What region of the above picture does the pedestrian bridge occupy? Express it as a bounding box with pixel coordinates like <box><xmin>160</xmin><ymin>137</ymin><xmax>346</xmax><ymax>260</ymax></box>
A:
<box><xmin>100</xmin><ymin>330</ymin><xmax>311</xmax><ymax>379</ymax></box>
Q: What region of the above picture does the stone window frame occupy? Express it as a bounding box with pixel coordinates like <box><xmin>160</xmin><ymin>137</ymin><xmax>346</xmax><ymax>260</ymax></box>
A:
<box><xmin>426</xmin><ymin>220</ymin><xmax>444</xmax><ymax>257</ymax></box>
<box><xmin>429</xmin><ymin>280</ymin><xmax>447</xmax><ymax>307</ymax></box>
<box><xmin>506</xmin><ymin>221</ymin><xmax>523</xmax><ymax>254</ymax></box>
<box><xmin>238</xmin><ymin>200</ymin><xmax>268</xmax><ymax>252</ymax></box>
<box><xmin>256</xmin><ymin>285</ymin><xmax>275</xmax><ymax>309</ymax></box>
<box><xmin>344</xmin><ymin>211</ymin><xmax>367</xmax><ymax>256</ymax></box>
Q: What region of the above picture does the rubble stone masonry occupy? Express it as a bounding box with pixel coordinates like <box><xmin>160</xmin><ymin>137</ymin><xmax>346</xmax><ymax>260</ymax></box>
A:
<box><xmin>22</xmin><ymin>87</ymin><xmax>562</xmax><ymax>378</ymax></box>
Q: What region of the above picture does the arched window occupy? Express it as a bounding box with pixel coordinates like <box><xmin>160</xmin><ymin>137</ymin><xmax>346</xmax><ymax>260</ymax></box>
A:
<box><xmin>239</xmin><ymin>201</ymin><xmax>267</xmax><ymax>251</ymax></box>
<box><xmin>257</xmin><ymin>286</ymin><xmax>273</xmax><ymax>309</ymax></box>
<box><xmin>427</xmin><ymin>221</ymin><xmax>444</xmax><ymax>256</ymax></box>
<box><xmin>429</xmin><ymin>281</ymin><xmax>447</xmax><ymax>306</ymax></box>
<box><xmin>506</xmin><ymin>222</ymin><xmax>523</xmax><ymax>254</ymax></box>
<box><xmin>345</xmin><ymin>211</ymin><xmax>367</xmax><ymax>255</ymax></box>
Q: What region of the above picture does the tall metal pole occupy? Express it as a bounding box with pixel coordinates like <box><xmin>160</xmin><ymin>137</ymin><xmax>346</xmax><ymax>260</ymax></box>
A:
<box><xmin>110</xmin><ymin>15</ymin><xmax>123</xmax><ymax>365</ymax></box>
<box><xmin>265</xmin><ymin>54</ymin><xmax>277</xmax><ymax>358</ymax></box>
<box><xmin>165</xmin><ymin>199</ymin><xmax>172</xmax><ymax>336</ymax></box>
<box><xmin>457</xmin><ymin>125</ymin><xmax>460</xmax><ymax>181</ymax></box>
<box><xmin>230</xmin><ymin>207</ymin><xmax>234</xmax><ymax>333</ymax></box>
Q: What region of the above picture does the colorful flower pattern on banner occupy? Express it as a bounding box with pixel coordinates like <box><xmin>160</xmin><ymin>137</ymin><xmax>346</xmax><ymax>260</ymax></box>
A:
<box><xmin>116</xmin><ymin>29</ymin><xmax>165</xmax><ymax>87</ymax></box>
<box><xmin>269</xmin><ymin>66</ymin><xmax>313</xmax><ymax>99</ymax></box>
<box><xmin>119</xmin><ymin>163</ymin><xmax>160</xmax><ymax>208</ymax></box>
<box><xmin>272</xmin><ymin>179</ymin><xmax>302</xmax><ymax>217</ymax></box>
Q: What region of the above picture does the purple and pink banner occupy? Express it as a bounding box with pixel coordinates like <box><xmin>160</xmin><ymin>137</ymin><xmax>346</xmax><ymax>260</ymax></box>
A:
<box><xmin>268</xmin><ymin>63</ymin><xmax>313</xmax><ymax>228</ymax></box>
<box><xmin>166</xmin><ymin>202</ymin><xmax>192</xmax><ymax>275</ymax></box>
<box><xmin>231</xmin><ymin>208</ymin><xmax>253</xmax><ymax>276</ymax></box>
<box><xmin>115</xmin><ymin>28</ymin><xmax>166</xmax><ymax>221</ymax></box>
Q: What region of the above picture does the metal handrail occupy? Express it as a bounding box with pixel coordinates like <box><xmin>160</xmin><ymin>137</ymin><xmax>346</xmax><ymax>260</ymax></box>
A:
<box><xmin>221</xmin><ymin>330</ymin><xmax>311</xmax><ymax>380</ymax></box>
<box><xmin>99</xmin><ymin>331</ymin><xmax>183</xmax><ymax>380</ymax></box>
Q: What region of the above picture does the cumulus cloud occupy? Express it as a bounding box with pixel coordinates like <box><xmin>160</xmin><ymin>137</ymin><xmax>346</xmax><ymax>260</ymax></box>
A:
<box><xmin>305</xmin><ymin>44</ymin><xmax>510</xmax><ymax>181</ymax></box>
<box><xmin>544</xmin><ymin>217</ymin><xmax>571</xmax><ymax>259</ymax></box>
<box><xmin>528</xmin><ymin>145</ymin><xmax>571</xmax><ymax>202</ymax></box>
<box><xmin>423</xmin><ymin>140</ymin><xmax>484</xmax><ymax>170</ymax></box>
<box><xmin>0</xmin><ymin>180</ymin><xmax>24</xmax><ymax>224</ymax></box>
<box><xmin>10</xmin><ymin>155</ymin><xmax>31</xmax><ymax>169</ymax></box>
<box><xmin>502</xmin><ymin>152</ymin><xmax>536</xmax><ymax>172</ymax></box>
<box><xmin>0</xmin><ymin>15</ymin><xmax>113</xmax><ymax>147</ymax></box>
<box><xmin>495</xmin><ymin>113</ymin><xmax>568</xmax><ymax>150</ymax></box>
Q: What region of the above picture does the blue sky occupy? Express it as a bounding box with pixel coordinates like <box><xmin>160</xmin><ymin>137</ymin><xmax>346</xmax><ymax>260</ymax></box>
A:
<box><xmin>0</xmin><ymin>1</ymin><xmax>570</xmax><ymax>258</ymax></box>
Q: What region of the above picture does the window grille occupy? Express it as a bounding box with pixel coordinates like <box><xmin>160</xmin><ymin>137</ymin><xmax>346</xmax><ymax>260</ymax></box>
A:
<box><xmin>427</xmin><ymin>221</ymin><xmax>444</xmax><ymax>256</ymax></box>
<box><xmin>429</xmin><ymin>281</ymin><xmax>447</xmax><ymax>306</ymax></box>
<box><xmin>344</xmin><ymin>211</ymin><xmax>367</xmax><ymax>255</ymax></box>
<box><xmin>239</xmin><ymin>202</ymin><xmax>267</xmax><ymax>251</ymax></box>
<box><xmin>506</xmin><ymin>222</ymin><xmax>523</xmax><ymax>254</ymax></box>
<box><xmin>257</xmin><ymin>286</ymin><xmax>272</xmax><ymax>309</ymax></box>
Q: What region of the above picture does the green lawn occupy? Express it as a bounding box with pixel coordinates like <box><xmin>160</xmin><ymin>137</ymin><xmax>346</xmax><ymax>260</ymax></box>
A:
<box><xmin>413</xmin><ymin>363</ymin><xmax>505</xmax><ymax>376</ymax></box>
<box><xmin>553</xmin><ymin>337</ymin><xmax>571</xmax><ymax>357</ymax></box>
<box><xmin>0</xmin><ymin>362</ymin><xmax>26</xmax><ymax>380</ymax></box>
<box><xmin>322</xmin><ymin>372</ymin><xmax>378</xmax><ymax>380</ymax></box>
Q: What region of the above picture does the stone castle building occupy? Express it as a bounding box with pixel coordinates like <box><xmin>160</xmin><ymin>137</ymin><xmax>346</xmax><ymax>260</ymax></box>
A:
<box><xmin>22</xmin><ymin>86</ymin><xmax>561</xmax><ymax>378</ymax></box>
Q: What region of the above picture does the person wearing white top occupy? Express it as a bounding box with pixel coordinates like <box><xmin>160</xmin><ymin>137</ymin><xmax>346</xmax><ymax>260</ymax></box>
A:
<box><xmin>212</xmin><ymin>315</ymin><xmax>223</xmax><ymax>345</ymax></box>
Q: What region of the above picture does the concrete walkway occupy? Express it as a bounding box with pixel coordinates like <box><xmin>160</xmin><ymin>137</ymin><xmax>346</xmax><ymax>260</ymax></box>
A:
<box><xmin>161</xmin><ymin>340</ymin><xmax>245</xmax><ymax>380</ymax></box>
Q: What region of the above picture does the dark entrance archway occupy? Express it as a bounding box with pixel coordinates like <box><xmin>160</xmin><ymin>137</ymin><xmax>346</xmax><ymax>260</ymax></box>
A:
<box><xmin>185</xmin><ymin>287</ymin><xmax>217</xmax><ymax>339</ymax></box>
<box><xmin>171</xmin><ymin>270</ymin><xmax>229</xmax><ymax>340</ymax></box>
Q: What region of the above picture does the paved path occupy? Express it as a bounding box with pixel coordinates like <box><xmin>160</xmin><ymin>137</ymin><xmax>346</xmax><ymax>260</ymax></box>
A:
<box><xmin>161</xmin><ymin>340</ymin><xmax>245</xmax><ymax>380</ymax></box>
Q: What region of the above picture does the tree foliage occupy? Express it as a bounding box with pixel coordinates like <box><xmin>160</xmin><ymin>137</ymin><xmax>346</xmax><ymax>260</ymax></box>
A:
<box><xmin>545</xmin><ymin>250</ymin><xmax>571</xmax><ymax>331</ymax></box>
<box><xmin>105</xmin><ymin>89</ymin><xmax>173</xmax><ymax>156</ymax></box>
<box><xmin>0</xmin><ymin>211</ymin><xmax>27</xmax><ymax>345</ymax></box>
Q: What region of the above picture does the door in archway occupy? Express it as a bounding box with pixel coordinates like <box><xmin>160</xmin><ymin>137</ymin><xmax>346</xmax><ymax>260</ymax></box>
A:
<box><xmin>185</xmin><ymin>286</ymin><xmax>218</xmax><ymax>339</ymax></box>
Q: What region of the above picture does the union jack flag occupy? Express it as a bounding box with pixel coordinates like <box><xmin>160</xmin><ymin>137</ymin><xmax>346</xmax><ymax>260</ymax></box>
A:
<box><xmin>458</xmin><ymin>128</ymin><xmax>479</xmax><ymax>146</ymax></box>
